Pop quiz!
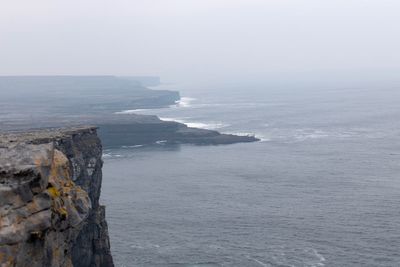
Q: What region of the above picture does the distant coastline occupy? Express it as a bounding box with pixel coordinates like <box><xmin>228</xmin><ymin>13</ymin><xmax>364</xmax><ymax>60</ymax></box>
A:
<box><xmin>0</xmin><ymin>76</ymin><xmax>259</xmax><ymax>146</ymax></box>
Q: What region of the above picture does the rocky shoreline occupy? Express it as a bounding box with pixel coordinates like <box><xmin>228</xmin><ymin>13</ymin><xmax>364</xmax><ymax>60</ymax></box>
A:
<box><xmin>0</xmin><ymin>76</ymin><xmax>259</xmax><ymax>147</ymax></box>
<box><xmin>97</xmin><ymin>118</ymin><xmax>259</xmax><ymax>147</ymax></box>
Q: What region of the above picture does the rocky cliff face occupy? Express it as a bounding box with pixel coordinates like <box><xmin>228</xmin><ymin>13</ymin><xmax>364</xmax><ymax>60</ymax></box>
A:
<box><xmin>0</xmin><ymin>127</ymin><xmax>114</xmax><ymax>267</ymax></box>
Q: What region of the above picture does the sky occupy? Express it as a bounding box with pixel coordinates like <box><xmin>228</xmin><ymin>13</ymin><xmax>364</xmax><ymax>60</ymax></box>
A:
<box><xmin>1</xmin><ymin>0</ymin><xmax>399</xmax><ymax>85</ymax></box>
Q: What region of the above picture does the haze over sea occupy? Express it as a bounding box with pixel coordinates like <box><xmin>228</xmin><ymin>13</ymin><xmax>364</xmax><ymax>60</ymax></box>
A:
<box><xmin>101</xmin><ymin>83</ymin><xmax>400</xmax><ymax>267</ymax></box>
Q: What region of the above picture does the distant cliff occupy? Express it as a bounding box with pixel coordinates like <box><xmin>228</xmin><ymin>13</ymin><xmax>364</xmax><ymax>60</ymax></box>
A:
<box><xmin>121</xmin><ymin>76</ymin><xmax>161</xmax><ymax>87</ymax></box>
<box><xmin>0</xmin><ymin>76</ymin><xmax>180</xmax><ymax>118</ymax></box>
<box><xmin>0</xmin><ymin>127</ymin><xmax>113</xmax><ymax>267</ymax></box>
<box><xmin>0</xmin><ymin>76</ymin><xmax>258</xmax><ymax>148</ymax></box>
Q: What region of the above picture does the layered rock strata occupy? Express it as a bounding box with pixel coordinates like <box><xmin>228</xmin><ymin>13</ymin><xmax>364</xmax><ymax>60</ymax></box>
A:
<box><xmin>0</xmin><ymin>127</ymin><xmax>113</xmax><ymax>267</ymax></box>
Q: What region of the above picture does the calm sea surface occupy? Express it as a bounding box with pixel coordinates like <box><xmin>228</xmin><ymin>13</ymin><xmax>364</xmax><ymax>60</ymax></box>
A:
<box><xmin>101</xmin><ymin>84</ymin><xmax>400</xmax><ymax>267</ymax></box>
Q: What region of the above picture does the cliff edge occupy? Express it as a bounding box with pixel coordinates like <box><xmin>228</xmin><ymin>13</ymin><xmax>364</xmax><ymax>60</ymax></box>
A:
<box><xmin>0</xmin><ymin>127</ymin><xmax>114</xmax><ymax>267</ymax></box>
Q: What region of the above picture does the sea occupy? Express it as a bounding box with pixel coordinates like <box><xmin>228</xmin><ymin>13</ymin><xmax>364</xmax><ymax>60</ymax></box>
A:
<box><xmin>101</xmin><ymin>83</ymin><xmax>400</xmax><ymax>267</ymax></box>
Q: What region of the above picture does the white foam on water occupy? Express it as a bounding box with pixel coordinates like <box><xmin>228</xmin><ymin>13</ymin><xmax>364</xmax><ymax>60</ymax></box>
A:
<box><xmin>159</xmin><ymin>117</ymin><xmax>186</xmax><ymax>124</ymax></box>
<box><xmin>291</xmin><ymin>128</ymin><xmax>364</xmax><ymax>142</ymax></box>
<box><xmin>294</xmin><ymin>129</ymin><xmax>330</xmax><ymax>141</ymax></box>
<box><xmin>159</xmin><ymin>117</ymin><xmax>229</xmax><ymax>130</ymax></box>
<box><xmin>311</xmin><ymin>248</ymin><xmax>326</xmax><ymax>267</ymax></box>
<box><xmin>189</xmin><ymin>103</ymin><xmax>227</xmax><ymax>108</ymax></box>
<box><xmin>176</xmin><ymin>97</ymin><xmax>196</xmax><ymax>108</ymax></box>
<box><xmin>114</xmin><ymin>109</ymin><xmax>147</xmax><ymax>114</ymax></box>
<box><xmin>121</xmin><ymin>145</ymin><xmax>144</xmax><ymax>149</ymax></box>
<box><xmin>114</xmin><ymin>96</ymin><xmax>196</xmax><ymax>114</ymax></box>
<box><xmin>185</xmin><ymin>122</ymin><xmax>229</xmax><ymax>130</ymax></box>
<box><xmin>155</xmin><ymin>140</ymin><xmax>167</xmax><ymax>145</ymax></box>
<box><xmin>225</xmin><ymin>131</ymin><xmax>264</xmax><ymax>140</ymax></box>
<box><xmin>102</xmin><ymin>153</ymin><xmax>112</xmax><ymax>158</ymax></box>
<box><xmin>102</xmin><ymin>152</ymin><xmax>123</xmax><ymax>158</ymax></box>
<box><xmin>255</xmin><ymin>134</ymin><xmax>272</xmax><ymax>142</ymax></box>
<box><xmin>246</xmin><ymin>256</ymin><xmax>269</xmax><ymax>267</ymax></box>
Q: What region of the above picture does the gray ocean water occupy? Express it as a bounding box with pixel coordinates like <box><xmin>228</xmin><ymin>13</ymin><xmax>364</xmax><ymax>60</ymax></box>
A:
<box><xmin>101</xmin><ymin>84</ymin><xmax>400</xmax><ymax>267</ymax></box>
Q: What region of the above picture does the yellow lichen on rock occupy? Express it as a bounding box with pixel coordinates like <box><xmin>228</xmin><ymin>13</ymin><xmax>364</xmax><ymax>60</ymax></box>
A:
<box><xmin>48</xmin><ymin>186</ymin><xmax>60</xmax><ymax>198</ymax></box>
<box><xmin>49</xmin><ymin>149</ymin><xmax>71</xmax><ymax>186</ymax></box>
<box><xmin>44</xmin><ymin>150</ymin><xmax>81</xmax><ymax>221</ymax></box>
<box><xmin>0</xmin><ymin>127</ymin><xmax>112</xmax><ymax>267</ymax></box>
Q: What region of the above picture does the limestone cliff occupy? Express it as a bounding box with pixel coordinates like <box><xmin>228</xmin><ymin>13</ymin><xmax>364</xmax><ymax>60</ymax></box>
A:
<box><xmin>0</xmin><ymin>127</ymin><xmax>114</xmax><ymax>267</ymax></box>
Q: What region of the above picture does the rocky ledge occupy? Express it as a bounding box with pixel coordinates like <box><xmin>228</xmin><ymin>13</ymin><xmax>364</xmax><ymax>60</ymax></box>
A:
<box><xmin>0</xmin><ymin>127</ymin><xmax>113</xmax><ymax>267</ymax></box>
<box><xmin>0</xmin><ymin>114</ymin><xmax>259</xmax><ymax>149</ymax></box>
<box><xmin>97</xmin><ymin>116</ymin><xmax>259</xmax><ymax>147</ymax></box>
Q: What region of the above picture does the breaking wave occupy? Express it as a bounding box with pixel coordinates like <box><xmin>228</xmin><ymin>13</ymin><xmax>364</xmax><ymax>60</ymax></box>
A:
<box><xmin>159</xmin><ymin>117</ymin><xmax>229</xmax><ymax>130</ymax></box>
<box><xmin>174</xmin><ymin>97</ymin><xmax>196</xmax><ymax>108</ymax></box>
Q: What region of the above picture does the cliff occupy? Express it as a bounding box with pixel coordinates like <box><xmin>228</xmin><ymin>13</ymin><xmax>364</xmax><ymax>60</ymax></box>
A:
<box><xmin>0</xmin><ymin>76</ymin><xmax>180</xmax><ymax>117</ymax></box>
<box><xmin>0</xmin><ymin>127</ymin><xmax>114</xmax><ymax>267</ymax></box>
<box><xmin>0</xmin><ymin>76</ymin><xmax>259</xmax><ymax>146</ymax></box>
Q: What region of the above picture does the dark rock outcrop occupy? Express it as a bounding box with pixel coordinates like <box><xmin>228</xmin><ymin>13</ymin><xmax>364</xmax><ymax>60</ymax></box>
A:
<box><xmin>98</xmin><ymin>120</ymin><xmax>259</xmax><ymax>147</ymax></box>
<box><xmin>0</xmin><ymin>127</ymin><xmax>113</xmax><ymax>267</ymax></box>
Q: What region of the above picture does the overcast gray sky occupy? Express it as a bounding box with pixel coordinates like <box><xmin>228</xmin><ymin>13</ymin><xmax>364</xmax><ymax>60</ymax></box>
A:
<box><xmin>1</xmin><ymin>0</ymin><xmax>399</xmax><ymax>84</ymax></box>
